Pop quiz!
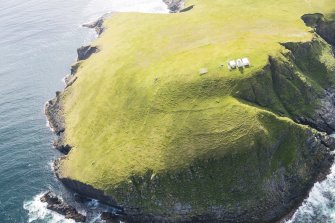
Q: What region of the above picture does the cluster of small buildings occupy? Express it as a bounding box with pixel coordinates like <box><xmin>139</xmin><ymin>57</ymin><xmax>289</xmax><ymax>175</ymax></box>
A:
<box><xmin>228</xmin><ymin>58</ymin><xmax>250</xmax><ymax>70</ymax></box>
<box><xmin>199</xmin><ymin>58</ymin><xmax>250</xmax><ymax>75</ymax></box>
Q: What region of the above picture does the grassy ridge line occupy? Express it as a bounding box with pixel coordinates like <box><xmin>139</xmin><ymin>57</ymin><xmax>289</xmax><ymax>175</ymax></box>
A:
<box><xmin>57</xmin><ymin>0</ymin><xmax>335</xmax><ymax>216</ymax></box>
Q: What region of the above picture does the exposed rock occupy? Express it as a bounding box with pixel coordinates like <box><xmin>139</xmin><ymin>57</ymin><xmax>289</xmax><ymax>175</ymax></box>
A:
<box><xmin>40</xmin><ymin>191</ymin><xmax>86</xmax><ymax>222</ymax></box>
<box><xmin>281</xmin><ymin>38</ymin><xmax>335</xmax><ymax>134</ymax></box>
<box><xmin>77</xmin><ymin>45</ymin><xmax>99</xmax><ymax>61</ymax></box>
<box><xmin>163</xmin><ymin>0</ymin><xmax>184</xmax><ymax>13</ymax></box>
<box><xmin>64</xmin><ymin>74</ymin><xmax>78</xmax><ymax>88</ymax></box>
<box><xmin>45</xmin><ymin>91</ymin><xmax>72</xmax><ymax>155</ymax></box>
<box><xmin>45</xmin><ymin>91</ymin><xmax>65</xmax><ymax>135</ymax></box>
<box><xmin>52</xmin><ymin>129</ymin><xmax>335</xmax><ymax>223</ymax></box>
<box><xmin>71</xmin><ymin>63</ymin><xmax>80</xmax><ymax>75</ymax></box>
<box><xmin>318</xmin><ymin>132</ymin><xmax>335</xmax><ymax>151</ymax></box>
<box><xmin>66</xmin><ymin>76</ymin><xmax>78</xmax><ymax>88</ymax></box>
<box><xmin>301</xmin><ymin>13</ymin><xmax>324</xmax><ymax>28</ymax></box>
<box><xmin>45</xmin><ymin>17</ymin><xmax>102</xmax><ymax>155</ymax></box>
<box><xmin>82</xmin><ymin>13</ymin><xmax>112</xmax><ymax>35</ymax></box>
<box><xmin>317</xmin><ymin>21</ymin><xmax>335</xmax><ymax>46</ymax></box>
<box><xmin>73</xmin><ymin>193</ymin><xmax>91</xmax><ymax>203</ymax></box>
<box><xmin>302</xmin><ymin>13</ymin><xmax>335</xmax><ymax>46</ymax></box>
<box><xmin>53</xmin><ymin>135</ymin><xmax>72</xmax><ymax>154</ymax></box>
<box><xmin>101</xmin><ymin>211</ymin><xmax>128</xmax><ymax>223</ymax></box>
<box><xmin>295</xmin><ymin>89</ymin><xmax>335</xmax><ymax>134</ymax></box>
<box><xmin>236</xmin><ymin>36</ymin><xmax>335</xmax><ymax>135</ymax></box>
<box><xmin>54</xmin><ymin>158</ymin><xmax>119</xmax><ymax>207</ymax></box>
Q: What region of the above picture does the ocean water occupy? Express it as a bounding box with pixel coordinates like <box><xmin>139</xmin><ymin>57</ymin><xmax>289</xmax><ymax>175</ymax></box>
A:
<box><xmin>0</xmin><ymin>0</ymin><xmax>333</xmax><ymax>222</ymax></box>
<box><xmin>287</xmin><ymin>162</ymin><xmax>335</xmax><ymax>223</ymax></box>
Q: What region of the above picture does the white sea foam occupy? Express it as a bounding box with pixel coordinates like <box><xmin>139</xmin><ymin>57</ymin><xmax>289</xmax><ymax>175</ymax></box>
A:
<box><xmin>103</xmin><ymin>0</ymin><xmax>169</xmax><ymax>13</ymax></box>
<box><xmin>286</xmin><ymin>164</ymin><xmax>335</xmax><ymax>223</ymax></box>
<box><xmin>81</xmin><ymin>0</ymin><xmax>169</xmax><ymax>43</ymax></box>
<box><xmin>23</xmin><ymin>193</ymin><xmax>75</xmax><ymax>223</ymax></box>
<box><xmin>87</xmin><ymin>199</ymin><xmax>100</xmax><ymax>208</ymax></box>
<box><xmin>48</xmin><ymin>160</ymin><xmax>55</xmax><ymax>172</ymax></box>
<box><xmin>61</xmin><ymin>75</ymin><xmax>70</xmax><ymax>85</ymax></box>
<box><xmin>89</xmin><ymin>215</ymin><xmax>102</xmax><ymax>223</ymax></box>
<box><xmin>46</xmin><ymin>118</ymin><xmax>51</xmax><ymax>129</ymax></box>
<box><xmin>83</xmin><ymin>0</ymin><xmax>169</xmax><ymax>23</ymax></box>
<box><xmin>44</xmin><ymin>100</ymin><xmax>55</xmax><ymax>132</ymax></box>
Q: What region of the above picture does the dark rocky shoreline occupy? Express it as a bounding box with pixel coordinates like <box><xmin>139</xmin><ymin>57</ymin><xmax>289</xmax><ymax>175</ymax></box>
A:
<box><xmin>44</xmin><ymin>8</ymin><xmax>335</xmax><ymax>223</ymax></box>
<box><xmin>44</xmin><ymin>2</ymin><xmax>188</xmax><ymax>222</ymax></box>
<box><xmin>40</xmin><ymin>191</ymin><xmax>86</xmax><ymax>222</ymax></box>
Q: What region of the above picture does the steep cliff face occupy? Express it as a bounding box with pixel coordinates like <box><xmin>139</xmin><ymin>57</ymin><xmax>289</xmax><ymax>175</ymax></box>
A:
<box><xmin>47</xmin><ymin>1</ymin><xmax>335</xmax><ymax>222</ymax></box>
<box><xmin>235</xmin><ymin>36</ymin><xmax>335</xmax><ymax>133</ymax></box>
<box><xmin>302</xmin><ymin>13</ymin><xmax>335</xmax><ymax>46</ymax></box>
<box><xmin>113</xmin><ymin>39</ymin><xmax>335</xmax><ymax>223</ymax></box>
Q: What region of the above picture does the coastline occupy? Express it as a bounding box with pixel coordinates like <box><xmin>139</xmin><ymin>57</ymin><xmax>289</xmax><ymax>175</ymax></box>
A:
<box><xmin>44</xmin><ymin>2</ymin><xmax>186</xmax><ymax>221</ymax></box>
<box><xmin>45</xmin><ymin>9</ymin><xmax>113</xmax><ymax>155</ymax></box>
<box><xmin>45</xmin><ymin>11</ymin><xmax>115</xmax><ymax>199</ymax></box>
<box><xmin>44</xmin><ymin>5</ymin><xmax>335</xmax><ymax>223</ymax></box>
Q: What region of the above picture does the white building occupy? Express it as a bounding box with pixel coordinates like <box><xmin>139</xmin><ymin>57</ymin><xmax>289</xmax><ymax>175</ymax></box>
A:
<box><xmin>228</xmin><ymin>60</ymin><xmax>237</xmax><ymax>70</ymax></box>
<box><xmin>236</xmin><ymin>59</ymin><xmax>243</xmax><ymax>68</ymax></box>
<box><xmin>242</xmin><ymin>58</ymin><xmax>250</xmax><ymax>67</ymax></box>
<box><xmin>227</xmin><ymin>58</ymin><xmax>251</xmax><ymax>71</ymax></box>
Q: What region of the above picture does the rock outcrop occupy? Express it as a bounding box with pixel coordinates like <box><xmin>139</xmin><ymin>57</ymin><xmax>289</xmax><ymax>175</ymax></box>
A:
<box><xmin>45</xmin><ymin>91</ymin><xmax>72</xmax><ymax>155</ymax></box>
<box><xmin>163</xmin><ymin>0</ymin><xmax>184</xmax><ymax>13</ymax></box>
<box><xmin>54</xmin><ymin>158</ymin><xmax>121</xmax><ymax>207</ymax></box>
<box><xmin>45</xmin><ymin>91</ymin><xmax>64</xmax><ymax>135</ymax></box>
<box><xmin>82</xmin><ymin>13</ymin><xmax>112</xmax><ymax>35</ymax></box>
<box><xmin>100</xmin><ymin>211</ymin><xmax>128</xmax><ymax>223</ymax></box>
<box><xmin>40</xmin><ymin>191</ymin><xmax>86</xmax><ymax>222</ymax></box>
<box><xmin>45</xmin><ymin>13</ymin><xmax>106</xmax><ymax>154</ymax></box>
<box><xmin>77</xmin><ymin>45</ymin><xmax>99</xmax><ymax>61</ymax></box>
<box><xmin>302</xmin><ymin>13</ymin><xmax>335</xmax><ymax>46</ymax></box>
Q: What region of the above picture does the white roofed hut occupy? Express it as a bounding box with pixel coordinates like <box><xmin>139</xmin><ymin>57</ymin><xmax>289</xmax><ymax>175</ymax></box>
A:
<box><xmin>236</xmin><ymin>59</ymin><xmax>243</xmax><ymax>68</ymax></box>
<box><xmin>228</xmin><ymin>60</ymin><xmax>237</xmax><ymax>70</ymax></box>
<box><xmin>242</xmin><ymin>58</ymin><xmax>250</xmax><ymax>67</ymax></box>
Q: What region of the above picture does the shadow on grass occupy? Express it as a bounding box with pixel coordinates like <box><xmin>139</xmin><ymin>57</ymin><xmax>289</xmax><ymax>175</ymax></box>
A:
<box><xmin>180</xmin><ymin>5</ymin><xmax>194</xmax><ymax>13</ymax></box>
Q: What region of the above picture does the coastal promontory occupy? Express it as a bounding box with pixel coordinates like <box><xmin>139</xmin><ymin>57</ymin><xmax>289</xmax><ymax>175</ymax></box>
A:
<box><xmin>46</xmin><ymin>0</ymin><xmax>335</xmax><ymax>222</ymax></box>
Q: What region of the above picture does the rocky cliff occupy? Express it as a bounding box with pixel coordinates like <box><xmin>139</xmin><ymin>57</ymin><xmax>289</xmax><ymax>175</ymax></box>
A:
<box><xmin>45</xmin><ymin>1</ymin><xmax>335</xmax><ymax>222</ymax></box>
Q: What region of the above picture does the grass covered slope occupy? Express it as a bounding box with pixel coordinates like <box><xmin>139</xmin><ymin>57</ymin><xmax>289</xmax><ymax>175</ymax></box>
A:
<box><xmin>58</xmin><ymin>0</ymin><xmax>335</xmax><ymax>221</ymax></box>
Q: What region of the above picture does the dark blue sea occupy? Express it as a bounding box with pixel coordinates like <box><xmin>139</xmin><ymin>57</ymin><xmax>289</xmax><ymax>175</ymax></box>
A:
<box><xmin>0</xmin><ymin>0</ymin><xmax>333</xmax><ymax>222</ymax></box>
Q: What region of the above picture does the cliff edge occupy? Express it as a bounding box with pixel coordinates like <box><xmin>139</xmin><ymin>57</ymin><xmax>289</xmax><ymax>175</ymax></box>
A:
<box><xmin>46</xmin><ymin>1</ymin><xmax>335</xmax><ymax>222</ymax></box>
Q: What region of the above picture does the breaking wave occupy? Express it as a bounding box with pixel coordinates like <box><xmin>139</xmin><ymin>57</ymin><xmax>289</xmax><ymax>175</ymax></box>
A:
<box><xmin>287</xmin><ymin>163</ymin><xmax>335</xmax><ymax>223</ymax></box>
<box><xmin>82</xmin><ymin>0</ymin><xmax>169</xmax><ymax>25</ymax></box>
<box><xmin>23</xmin><ymin>193</ymin><xmax>75</xmax><ymax>223</ymax></box>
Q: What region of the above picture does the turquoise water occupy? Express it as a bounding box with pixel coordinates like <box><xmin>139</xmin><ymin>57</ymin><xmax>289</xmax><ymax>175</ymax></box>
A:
<box><xmin>0</xmin><ymin>0</ymin><xmax>333</xmax><ymax>222</ymax></box>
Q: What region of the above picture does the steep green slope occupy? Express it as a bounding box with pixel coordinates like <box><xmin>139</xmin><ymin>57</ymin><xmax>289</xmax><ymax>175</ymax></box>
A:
<box><xmin>56</xmin><ymin>0</ymin><xmax>335</xmax><ymax>222</ymax></box>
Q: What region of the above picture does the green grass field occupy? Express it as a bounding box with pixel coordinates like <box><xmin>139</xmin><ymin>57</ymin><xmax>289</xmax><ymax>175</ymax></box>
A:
<box><xmin>58</xmin><ymin>0</ymin><xmax>335</xmax><ymax>215</ymax></box>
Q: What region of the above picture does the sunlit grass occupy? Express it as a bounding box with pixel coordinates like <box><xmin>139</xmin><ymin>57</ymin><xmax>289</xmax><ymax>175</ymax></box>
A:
<box><xmin>59</xmin><ymin>0</ymin><xmax>335</xmax><ymax>205</ymax></box>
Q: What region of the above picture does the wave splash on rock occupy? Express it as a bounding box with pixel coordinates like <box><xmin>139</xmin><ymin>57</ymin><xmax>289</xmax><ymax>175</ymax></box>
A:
<box><xmin>287</xmin><ymin>158</ymin><xmax>335</xmax><ymax>223</ymax></box>
<box><xmin>23</xmin><ymin>193</ymin><xmax>75</xmax><ymax>223</ymax></box>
